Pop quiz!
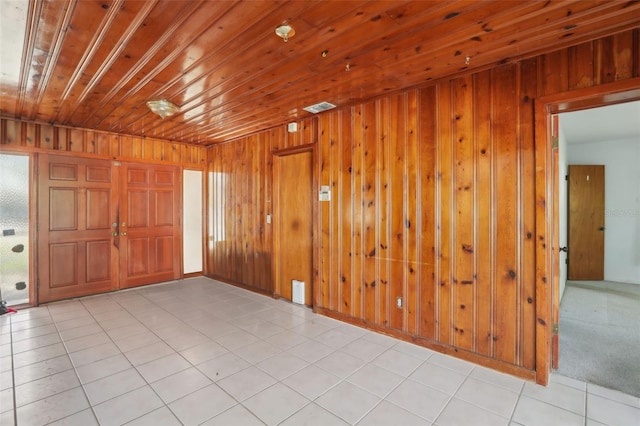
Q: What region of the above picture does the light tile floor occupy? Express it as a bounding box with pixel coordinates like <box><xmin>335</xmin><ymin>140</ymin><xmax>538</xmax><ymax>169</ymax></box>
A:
<box><xmin>1</xmin><ymin>277</ymin><xmax>639</xmax><ymax>426</ymax></box>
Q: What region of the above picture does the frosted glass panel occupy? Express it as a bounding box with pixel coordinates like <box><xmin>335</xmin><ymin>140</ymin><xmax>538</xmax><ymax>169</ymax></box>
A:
<box><xmin>183</xmin><ymin>170</ymin><xmax>203</xmax><ymax>274</ymax></box>
<box><xmin>0</xmin><ymin>154</ymin><xmax>30</xmax><ymax>306</ymax></box>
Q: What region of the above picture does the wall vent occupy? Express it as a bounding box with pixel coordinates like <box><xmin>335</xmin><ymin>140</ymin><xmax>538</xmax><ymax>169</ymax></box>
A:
<box><xmin>292</xmin><ymin>280</ymin><xmax>305</xmax><ymax>305</ymax></box>
<box><xmin>303</xmin><ymin>101</ymin><xmax>336</xmax><ymax>114</ymax></box>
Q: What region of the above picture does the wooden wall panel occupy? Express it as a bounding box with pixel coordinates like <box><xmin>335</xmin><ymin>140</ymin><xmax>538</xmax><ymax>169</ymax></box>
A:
<box><xmin>519</xmin><ymin>58</ymin><xmax>538</xmax><ymax>371</ymax></box>
<box><xmin>452</xmin><ymin>75</ymin><xmax>474</xmax><ymax>352</ymax></box>
<box><xmin>312</xmin><ymin>29</ymin><xmax>639</xmax><ymax>375</ymax></box>
<box><xmin>377</xmin><ymin>97</ymin><xmax>391</xmax><ymax>329</ymax></box>
<box><xmin>472</xmin><ymin>70</ymin><xmax>492</xmax><ymax>358</ymax></box>
<box><xmin>206</xmin><ymin>128</ymin><xmax>284</xmax><ymax>293</ymax></box>
<box><xmin>405</xmin><ymin>90</ymin><xmax>419</xmax><ymax>336</ymax></box>
<box><xmin>437</xmin><ymin>81</ymin><xmax>453</xmax><ymax>346</ymax></box>
<box><xmin>418</xmin><ymin>86</ymin><xmax>437</xmax><ymax>341</ymax></box>
<box><xmin>318</xmin><ymin>113</ymin><xmax>333</xmax><ymax>309</ymax></box>
<box><xmin>387</xmin><ymin>95</ymin><xmax>404</xmax><ymax>332</ymax></box>
<box><xmin>338</xmin><ymin>110</ymin><xmax>352</xmax><ymax>317</ymax></box>
<box><xmin>492</xmin><ymin>64</ymin><xmax>519</xmax><ymax>365</ymax></box>
<box><xmin>202</xmin><ymin>29</ymin><xmax>639</xmax><ymax>377</ymax></box>
<box><xmin>362</xmin><ymin>102</ymin><xmax>377</xmax><ymax>324</ymax></box>
<box><xmin>0</xmin><ymin>118</ymin><xmax>207</xmax><ymax>167</ymax></box>
<box><xmin>328</xmin><ymin>112</ymin><xmax>341</xmax><ymax>313</ymax></box>
<box><xmin>351</xmin><ymin>106</ymin><xmax>364</xmax><ymax>320</ymax></box>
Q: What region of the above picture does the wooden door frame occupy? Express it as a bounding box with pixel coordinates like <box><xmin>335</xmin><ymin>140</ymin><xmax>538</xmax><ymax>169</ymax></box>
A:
<box><xmin>533</xmin><ymin>77</ymin><xmax>640</xmax><ymax>385</ymax></box>
<box><xmin>272</xmin><ymin>145</ymin><xmax>316</xmax><ymax>306</ymax></box>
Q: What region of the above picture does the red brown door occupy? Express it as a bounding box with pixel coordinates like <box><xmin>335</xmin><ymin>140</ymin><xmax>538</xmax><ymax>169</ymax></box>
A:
<box><xmin>37</xmin><ymin>155</ymin><xmax>119</xmax><ymax>303</ymax></box>
<box><xmin>119</xmin><ymin>163</ymin><xmax>181</xmax><ymax>288</ymax></box>
<box><xmin>568</xmin><ymin>164</ymin><xmax>605</xmax><ymax>280</ymax></box>
<box><xmin>275</xmin><ymin>151</ymin><xmax>313</xmax><ymax>305</ymax></box>
<box><xmin>38</xmin><ymin>155</ymin><xmax>181</xmax><ymax>303</ymax></box>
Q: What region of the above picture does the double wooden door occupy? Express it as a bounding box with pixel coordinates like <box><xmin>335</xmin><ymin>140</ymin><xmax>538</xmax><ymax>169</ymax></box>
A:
<box><xmin>37</xmin><ymin>154</ymin><xmax>181</xmax><ymax>303</ymax></box>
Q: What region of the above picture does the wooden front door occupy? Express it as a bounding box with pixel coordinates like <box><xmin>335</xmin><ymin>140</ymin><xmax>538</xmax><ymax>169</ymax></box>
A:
<box><xmin>119</xmin><ymin>163</ymin><xmax>181</xmax><ymax>288</ymax></box>
<box><xmin>568</xmin><ymin>164</ymin><xmax>605</xmax><ymax>280</ymax></box>
<box><xmin>37</xmin><ymin>155</ymin><xmax>119</xmax><ymax>303</ymax></box>
<box><xmin>38</xmin><ymin>155</ymin><xmax>181</xmax><ymax>303</ymax></box>
<box><xmin>275</xmin><ymin>151</ymin><xmax>313</xmax><ymax>305</ymax></box>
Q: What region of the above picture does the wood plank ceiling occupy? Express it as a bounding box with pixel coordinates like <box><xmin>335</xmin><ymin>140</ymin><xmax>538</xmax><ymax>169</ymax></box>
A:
<box><xmin>1</xmin><ymin>0</ymin><xmax>639</xmax><ymax>145</ymax></box>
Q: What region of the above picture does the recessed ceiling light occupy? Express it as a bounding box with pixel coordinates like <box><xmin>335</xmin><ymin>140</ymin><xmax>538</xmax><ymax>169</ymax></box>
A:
<box><xmin>303</xmin><ymin>101</ymin><xmax>336</xmax><ymax>114</ymax></box>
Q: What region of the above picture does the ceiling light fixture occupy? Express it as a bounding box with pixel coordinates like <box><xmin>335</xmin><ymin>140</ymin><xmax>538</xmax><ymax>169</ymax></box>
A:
<box><xmin>275</xmin><ymin>22</ymin><xmax>295</xmax><ymax>42</ymax></box>
<box><xmin>146</xmin><ymin>99</ymin><xmax>179</xmax><ymax>119</ymax></box>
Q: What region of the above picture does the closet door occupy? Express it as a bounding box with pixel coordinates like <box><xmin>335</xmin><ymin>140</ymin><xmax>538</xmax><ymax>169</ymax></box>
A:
<box><xmin>119</xmin><ymin>163</ymin><xmax>181</xmax><ymax>288</ymax></box>
<box><xmin>37</xmin><ymin>155</ymin><xmax>119</xmax><ymax>303</ymax></box>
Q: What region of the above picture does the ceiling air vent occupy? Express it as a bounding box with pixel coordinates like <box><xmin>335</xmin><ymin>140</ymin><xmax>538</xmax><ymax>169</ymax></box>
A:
<box><xmin>303</xmin><ymin>101</ymin><xmax>336</xmax><ymax>114</ymax></box>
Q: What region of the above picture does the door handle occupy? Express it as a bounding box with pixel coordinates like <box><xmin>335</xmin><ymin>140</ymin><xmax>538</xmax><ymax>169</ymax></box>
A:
<box><xmin>121</xmin><ymin>231</ymin><xmax>127</xmax><ymax>236</ymax></box>
<box><xmin>559</xmin><ymin>246</ymin><xmax>568</xmax><ymax>252</ymax></box>
<box><xmin>598</xmin><ymin>227</ymin><xmax>605</xmax><ymax>231</ymax></box>
<box><xmin>112</xmin><ymin>231</ymin><xmax>118</xmax><ymax>237</ymax></box>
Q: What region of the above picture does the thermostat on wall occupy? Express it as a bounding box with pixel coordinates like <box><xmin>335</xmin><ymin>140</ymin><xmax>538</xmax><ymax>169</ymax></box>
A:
<box><xmin>319</xmin><ymin>185</ymin><xmax>331</xmax><ymax>202</ymax></box>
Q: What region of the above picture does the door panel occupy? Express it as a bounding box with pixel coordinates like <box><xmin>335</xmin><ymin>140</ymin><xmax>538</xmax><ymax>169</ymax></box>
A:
<box><xmin>38</xmin><ymin>155</ymin><xmax>182</xmax><ymax>302</ymax></box>
<box><xmin>38</xmin><ymin>155</ymin><xmax>118</xmax><ymax>303</ymax></box>
<box><xmin>568</xmin><ymin>164</ymin><xmax>605</xmax><ymax>280</ymax></box>
<box><xmin>119</xmin><ymin>163</ymin><xmax>181</xmax><ymax>288</ymax></box>
<box><xmin>276</xmin><ymin>151</ymin><xmax>313</xmax><ymax>305</ymax></box>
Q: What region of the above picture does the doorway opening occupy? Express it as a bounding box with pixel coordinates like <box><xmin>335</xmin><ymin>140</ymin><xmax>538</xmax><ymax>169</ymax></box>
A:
<box><xmin>534</xmin><ymin>78</ymin><xmax>640</xmax><ymax>386</ymax></box>
<box><xmin>0</xmin><ymin>153</ymin><xmax>31</xmax><ymax>307</ymax></box>
<box><xmin>555</xmin><ymin>100</ymin><xmax>640</xmax><ymax>397</ymax></box>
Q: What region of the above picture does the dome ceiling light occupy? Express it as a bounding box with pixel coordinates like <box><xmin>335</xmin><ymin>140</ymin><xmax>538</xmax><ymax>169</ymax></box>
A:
<box><xmin>275</xmin><ymin>22</ymin><xmax>295</xmax><ymax>42</ymax></box>
<box><xmin>146</xmin><ymin>99</ymin><xmax>179</xmax><ymax>119</ymax></box>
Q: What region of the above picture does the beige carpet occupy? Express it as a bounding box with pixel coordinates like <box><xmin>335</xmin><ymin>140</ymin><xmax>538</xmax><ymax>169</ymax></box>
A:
<box><xmin>557</xmin><ymin>280</ymin><xmax>640</xmax><ymax>397</ymax></box>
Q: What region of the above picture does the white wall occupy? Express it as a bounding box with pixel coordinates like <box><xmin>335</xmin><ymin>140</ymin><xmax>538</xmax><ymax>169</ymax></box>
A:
<box><xmin>558</xmin><ymin>126</ymin><xmax>569</xmax><ymax>300</ymax></box>
<box><xmin>567</xmin><ymin>137</ymin><xmax>640</xmax><ymax>285</ymax></box>
<box><xmin>183</xmin><ymin>170</ymin><xmax>203</xmax><ymax>274</ymax></box>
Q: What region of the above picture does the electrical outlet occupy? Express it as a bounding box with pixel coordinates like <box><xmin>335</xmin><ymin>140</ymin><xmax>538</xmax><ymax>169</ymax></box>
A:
<box><xmin>396</xmin><ymin>297</ymin><xmax>403</xmax><ymax>308</ymax></box>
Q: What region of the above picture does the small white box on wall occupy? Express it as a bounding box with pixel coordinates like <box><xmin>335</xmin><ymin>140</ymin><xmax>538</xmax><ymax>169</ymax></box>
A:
<box><xmin>292</xmin><ymin>280</ymin><xmax>305</xmax><ymax>305</ymax></box>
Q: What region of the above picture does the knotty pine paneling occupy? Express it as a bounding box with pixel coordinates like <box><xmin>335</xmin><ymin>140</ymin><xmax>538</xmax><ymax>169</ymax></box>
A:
<box><xmin>206</xmin><ymin>118</ymin><xmax>316</xmax><ymax>292</ymax></box>
<box><xmin>204</xmin><ymin>29</ymin><xmax>638</xmax><ymax>376</ymax></box>
<box><xmin>315</xmin><ymin>29</ymin><xmax>639</xmax><ymax>374</ymax></box>
<box><xmin>0</xmin><ymin>118</ymin><xmax>207</xmax><ymax>167</ymax></box>
<box><xmin>317</xmin><ymin>70</ymin><xmax>519</xmax><ymax>370</ymax></box>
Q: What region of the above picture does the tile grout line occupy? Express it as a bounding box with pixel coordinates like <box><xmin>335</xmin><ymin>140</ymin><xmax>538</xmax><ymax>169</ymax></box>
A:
<box><xmin>430</xmin><ymin>364</ymin><xmax>474</xmax><ymax>426</ymax></box>
<box><xmin>8</xmin><ymin>315</ymin><xmax>18</xmax><ymax>426</ymax></box>
<box><xmin>47</xmin><ymin>302</ymin><xmax>102</xmax><ymax>425</ymax></box>
<box><xmin>101</xmin><ymin>283</ymin><xmax>285</xmax><ymax>425</ymax></box>
<box><xmin>349</xmin><ymin>348</ymin><xmax>436</xmax><ymax>425</ymax></box>
<box><xmin>452</xmin><ymin>365</ymin><xmax>524</xmax><ymax>423</ymax></box>
<box><xmin>82</xmin><ymin>287</ymin><xmax>194</xmax><ymax>425</ymax></box>
<box><xmin>30</xmin><ymin>292</ymin><xmax>165</xmax><ymax>424</ymax></box>
<box><xmin>11</xmin><ymin>278</ymin><xmax>638</xmax><ymax>425</ymax></box>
